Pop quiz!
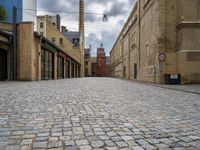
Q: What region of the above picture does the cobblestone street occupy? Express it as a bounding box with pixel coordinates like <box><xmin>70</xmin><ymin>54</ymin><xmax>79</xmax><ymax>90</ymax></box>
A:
<box><xmin>0</xmin><ymin>78</ymin><xmax>200</xmax><ymax>150</ymax></box>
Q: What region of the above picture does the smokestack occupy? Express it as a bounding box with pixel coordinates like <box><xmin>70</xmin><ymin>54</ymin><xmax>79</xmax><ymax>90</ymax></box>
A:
<box><xmin>61</xmin><ymin>26</ymin><xmax>67</xmax><ymax>32</ymax></box>
<box><xmin>79</xmin><ymin>0</ymin><xmax>85</xmax><ymax>77</ymax></box>
<box><xmin>79</xmin><ymin>0</ymin><xmax>84</xmax><ymax>37</ymax></box>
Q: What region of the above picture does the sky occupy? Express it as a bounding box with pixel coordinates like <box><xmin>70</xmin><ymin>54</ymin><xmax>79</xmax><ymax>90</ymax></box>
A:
<box><xmin>37</xmin><ymin>0</ymin><xmax>136</xmax><ymax>56</ymax></box>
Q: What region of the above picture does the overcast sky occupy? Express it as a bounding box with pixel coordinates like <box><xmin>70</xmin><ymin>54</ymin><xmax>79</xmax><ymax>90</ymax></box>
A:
<box><xmin>37</xmin><ymin>0</ymin><xmax>136</xmax><ymax>56</ymax></box>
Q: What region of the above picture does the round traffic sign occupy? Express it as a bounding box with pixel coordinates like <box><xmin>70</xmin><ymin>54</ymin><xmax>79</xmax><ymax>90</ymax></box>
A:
<box><xmin>158</xmin><ymin>53</ymin><xmax>166</xmax><ymax>61</ymax></box>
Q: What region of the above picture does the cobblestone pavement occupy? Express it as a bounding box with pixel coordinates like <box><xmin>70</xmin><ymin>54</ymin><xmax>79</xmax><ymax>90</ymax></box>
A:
<box><xmin>0</xmin><ymin>78</ymin><xmax>200</xmax><ymax>150</ymax></box>
<box><xmin>155</xmin><ymin>84</ymin><xmax>200</xmax><ymax>95</ymax></box>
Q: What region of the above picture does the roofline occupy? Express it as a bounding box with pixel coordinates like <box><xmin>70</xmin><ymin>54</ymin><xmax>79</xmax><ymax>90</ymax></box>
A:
<box><xmin>34</xmin><ymin>32</ymin><xmax>81</xmax><ymax>65</ymax></box>
<box><xmin>0</xmin><ymin>30</ymin><xmax>13</xmax><ymax>37</ymax></box>
<box><xmin>110</xmin><ymin>1</ymin><xmax>138</xmax><ymax>53</ymax></box>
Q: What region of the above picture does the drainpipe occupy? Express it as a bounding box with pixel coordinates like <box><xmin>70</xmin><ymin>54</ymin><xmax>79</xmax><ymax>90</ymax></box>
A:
<box><xmin>13</xmin><ymin>7</ymin><xmax>17</xmax><ymax>80</ymax></box>
<box><xmin>138</xmin><ymin>0</ymin><xmax>141</xmax><ymax>69</ymax></box>
<box><xmin>38</xmin><ymin>36</ymin><xmax>42</xmax><ymax>80</ymax></box>
<box><xmin>128</xmin><ymin>33</ymin><xmax>131</xmax><ymax>80</ymax></box>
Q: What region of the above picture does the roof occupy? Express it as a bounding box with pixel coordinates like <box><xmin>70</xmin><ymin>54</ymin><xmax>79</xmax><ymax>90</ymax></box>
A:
<box><xmin>62</xmin><ymin>31</ymin><xmax>81</xmax><ymax>44</ymax></box>
<box><xmin>0</xmin><ymin>30</ymin><xmax>13</xmax><ymax>37</ymax></box>
<box><xmin>110</xmin><ymin>1</ymin><xmax>138</xmax><ymax>53</ymax></box>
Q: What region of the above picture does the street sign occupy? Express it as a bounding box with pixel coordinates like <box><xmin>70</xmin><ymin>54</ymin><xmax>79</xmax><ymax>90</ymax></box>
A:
<box><xmin>158</xmin><ymin>53</ymin><xmax>166</xmax><ymax>61</ymax></box>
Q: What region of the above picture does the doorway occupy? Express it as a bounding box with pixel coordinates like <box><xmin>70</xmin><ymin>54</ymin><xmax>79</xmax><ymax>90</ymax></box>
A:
<box><xmin>57</xmin><ymin>56</ymin><xmax>64</xmax><ymax>79</ymax></box>
<box><xmin>41</xmin><ymin>49</ymin><xmax>54</xmax><ymax>80</ymax></box>
<box><xmin>123</xmin><ymin>66</ymin><xmax>126</xmax><ymax>78</ymax></box>
<box><xmin>0</xmin><ymin>49</ymin><xmax>8</xmax><ymax>81</ymax></box>
<box><xmin>134</xmin><ymin>63</ymin><xmax>137</xmax><ymax>79</ymax></box>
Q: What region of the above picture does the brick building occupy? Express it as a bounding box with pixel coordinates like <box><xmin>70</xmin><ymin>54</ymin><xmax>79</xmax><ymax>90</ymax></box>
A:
<box><xmin>91</xmin><ymin>45</ymin><xmax>110</xmax><ymax>77</ymax></box>
<box><xmin>0</xmin><ymin>21</ymin><xmax>81</xmax><ymax>81</ymax></box>
<box><xmin>110</xmin><ymin>0</ymin><xmax>200</xmax><ymax>84</ymax></box>
<box><xmin>0</xmin><ymin>0</ymin><xmax>85</xmax><ymax>81</ymax></box>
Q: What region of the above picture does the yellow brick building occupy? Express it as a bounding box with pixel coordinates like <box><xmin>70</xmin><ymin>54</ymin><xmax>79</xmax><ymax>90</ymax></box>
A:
<box><xmin>110</xmin><ymin>0</ymin><xmax>200</xmax><ymax>84</ymax></box>
<box><xmin>0</xmin><ymin>21</ymin><xmax>81</xmax><ymax>81</ymax></box>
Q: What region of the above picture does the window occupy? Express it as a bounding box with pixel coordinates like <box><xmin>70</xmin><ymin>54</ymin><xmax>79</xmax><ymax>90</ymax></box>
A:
<box><xmin>53</xmin><ymin>22</ymin><xmax>56</xmax><ymax>26</ymax></box>
<box><xmin>131</xmin><ymin>32</ymin><xmax>136</xmax><ymax>48</ymax></box>
<box><xmin>52</xmin><ymin>37</ymin><xmax>56</xmax><ymax>43</ymax></box>
<box><xmin>40</xmin><ymin>22</ymin><xmax>44</xmax><ymax>28</ymax></box>
<box><xmin>60</xmin><ymin>38</ymin><xmax>63</xmax><ymax>44</ymax></box>
<box><xmin>40</xmin><ymin>32</ymin><xmax>44</xmax><ymax>36</ymax></box>
<box><xmin>73</xmin><ymin>38</ymin><xmax>80</xmax><ymax>46</ymax></box>
<box><xmin>85</xmin><ymin>61</ymin><xmax>88</xmax><ymax>65</ymax></box>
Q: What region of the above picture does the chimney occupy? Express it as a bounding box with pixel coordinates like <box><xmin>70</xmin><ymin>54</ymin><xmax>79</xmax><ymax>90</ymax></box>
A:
<box><xmin>56</xmin><ymin>14</ymin><xmax>61</xmax><ymax>31</ymax></box>
<box><xmin>79</xmin><ymin>0</ymin><xmax>84</xmax><ymax>37</ymax></box>
<box><xmin>61</xmin><ymin>26</ymin><xmax>67</xmax><ymax>32</ymax></box>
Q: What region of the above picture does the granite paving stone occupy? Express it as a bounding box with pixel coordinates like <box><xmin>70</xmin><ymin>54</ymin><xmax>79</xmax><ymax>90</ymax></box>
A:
<box><xmin>0</xmin><ymin>78</ymin><xmax>199</xmax><ymax>149</ymax></box>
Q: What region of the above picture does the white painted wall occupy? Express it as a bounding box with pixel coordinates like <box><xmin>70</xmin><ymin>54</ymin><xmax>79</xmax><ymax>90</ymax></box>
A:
<box><xmin>22</xmin><ymin>0</ymin><xmax>37</xmax><ymax>31</ymax></box>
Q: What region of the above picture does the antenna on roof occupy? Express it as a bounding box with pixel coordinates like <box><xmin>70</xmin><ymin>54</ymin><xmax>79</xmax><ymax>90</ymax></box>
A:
<box><xmin>100</xmin><ymin>43</ymin><xmax>103</xmax><ymax>48</ymax></box>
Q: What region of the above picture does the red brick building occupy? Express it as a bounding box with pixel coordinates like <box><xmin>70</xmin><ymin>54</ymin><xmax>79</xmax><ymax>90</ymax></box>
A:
<box><xmin>91</xmin><ymin>44</ymin><xmax>110</xmax><ymax>77</ymax></box>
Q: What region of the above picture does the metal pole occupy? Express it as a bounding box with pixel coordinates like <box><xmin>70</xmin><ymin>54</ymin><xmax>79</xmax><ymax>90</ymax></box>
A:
<box><xmin>13</xmin><ymin>7</ymin><xmax>17</xmax><ymax>80</ymax></box>
<box><xmin>153</xmin><ymin>65</ymin><xmax>157</xmax><ymax>84</ymax></box>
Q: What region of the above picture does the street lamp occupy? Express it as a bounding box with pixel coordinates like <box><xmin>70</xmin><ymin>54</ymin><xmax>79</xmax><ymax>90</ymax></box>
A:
<box><xmin>102</xmin><ymin>14</ymin><xmax>108</xmax><ymax>22</ymax></box>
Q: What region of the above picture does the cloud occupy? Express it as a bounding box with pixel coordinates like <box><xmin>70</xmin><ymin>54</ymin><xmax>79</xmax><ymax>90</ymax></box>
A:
<box><xmin>104</xmin><ymin>2</ymin><xmax>127</xmax><ymax>17</ymax></box>
<box><xmin>101</xmin><ymin>30</ymin><xmax>118</xmax><ymax>56</ymax></box>
<box><xmin>85</xmin><ymin>33</ymin><xmax>102</xmax><ymax>56</ymax></box>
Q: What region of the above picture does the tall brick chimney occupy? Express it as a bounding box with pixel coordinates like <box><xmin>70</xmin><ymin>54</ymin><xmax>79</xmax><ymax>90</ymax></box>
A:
<box><xmin>79</xmin><ymin>0</ymin><xmax>85</xmax><ymax>77</ymax></box>
<box><xmin>79</xmin><ymin>0</ymin><xmax>84</xmax><ymax>37</ymax></box>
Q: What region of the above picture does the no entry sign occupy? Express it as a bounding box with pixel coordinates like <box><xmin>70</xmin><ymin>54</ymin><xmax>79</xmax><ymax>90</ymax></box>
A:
<box><xmin>158</xmin><ymin>53</ymin><xmax>166</xmax><ymax>61</ymax></box>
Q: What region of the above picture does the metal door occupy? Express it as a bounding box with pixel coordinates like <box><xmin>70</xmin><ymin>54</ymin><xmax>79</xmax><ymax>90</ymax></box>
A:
<box><xmin>0</xmin><ymin>49</ymin><xmax>8</xmax><ymax>81</ymax></box>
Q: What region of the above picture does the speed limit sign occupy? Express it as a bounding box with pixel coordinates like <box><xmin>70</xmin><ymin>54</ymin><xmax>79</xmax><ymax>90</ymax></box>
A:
<box><xmin>158</xmin><ymin>53</ymin><xmax>166</xmax><ymax>61</ymax></box>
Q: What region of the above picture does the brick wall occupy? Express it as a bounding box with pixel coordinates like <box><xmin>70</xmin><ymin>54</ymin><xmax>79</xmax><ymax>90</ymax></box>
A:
<box><xmin>46</xmin><ymin>20</ymin><xmax>81</xmax><ymax>64</ymax></box>
<box><xmin>17</xmin><ymin>22</ymin><xmax>37</xmax><ymax>81</ymax></box>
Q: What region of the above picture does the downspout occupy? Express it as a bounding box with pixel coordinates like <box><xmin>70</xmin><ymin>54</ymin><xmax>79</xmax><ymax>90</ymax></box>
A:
<box><xmin>138</xmin><ymin>0</ymin><xmax>141</xmax><ymax>69</ymax></box>
<box><xmin>128</xmin><ymin>33</ymin><xmax>131</xmax><ymax>80</ymax></box>
<box><xmin>38</xmin><ymin>35</ymin><xmax>42</xmax><ymax>80</ymax></box>
<box><xmin>13</xmin><ymin>7</ymin><xmax>17</xmax><ymax>80</ymax></box>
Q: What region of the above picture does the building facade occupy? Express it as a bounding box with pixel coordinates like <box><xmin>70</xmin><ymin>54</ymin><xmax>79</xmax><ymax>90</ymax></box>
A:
<box><xmin>84</xmin><ymin>47</ymin><xmax>92</xmax><ymax>77</ymax></box>
<box><xmin>91</xmin><ymin>45</ymin><xmax>110</xmax><ymax>77</ymax></box>
<box><xmin>37</xmin><ymin>15</ymin><xmax>61</xmax><ymax>36</ymax></box>
<box><xmin>0</xmin><ymin>0</ymin><xmax>37</xmax><ymax>30</ymax></box>
<box><xmin>110</xmin><ymin>0</ymin><xmax>200</xmax><ymax>84</ymax></box>
<box><xmin>0</xmin><ymin>20</ymin><xmax>81</xmax><ymax>81</ymax></box>
<box><xmin>37</xmin><ymin>15</ymin><xmax>83</xmax><ymax>78</ymax></box>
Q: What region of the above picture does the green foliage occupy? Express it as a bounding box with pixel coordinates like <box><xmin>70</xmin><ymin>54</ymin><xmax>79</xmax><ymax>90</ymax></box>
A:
<box><xmin>0</xmin><ymin>6</ymin><xmax>7</xmax><ymax>21</ymax></box>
